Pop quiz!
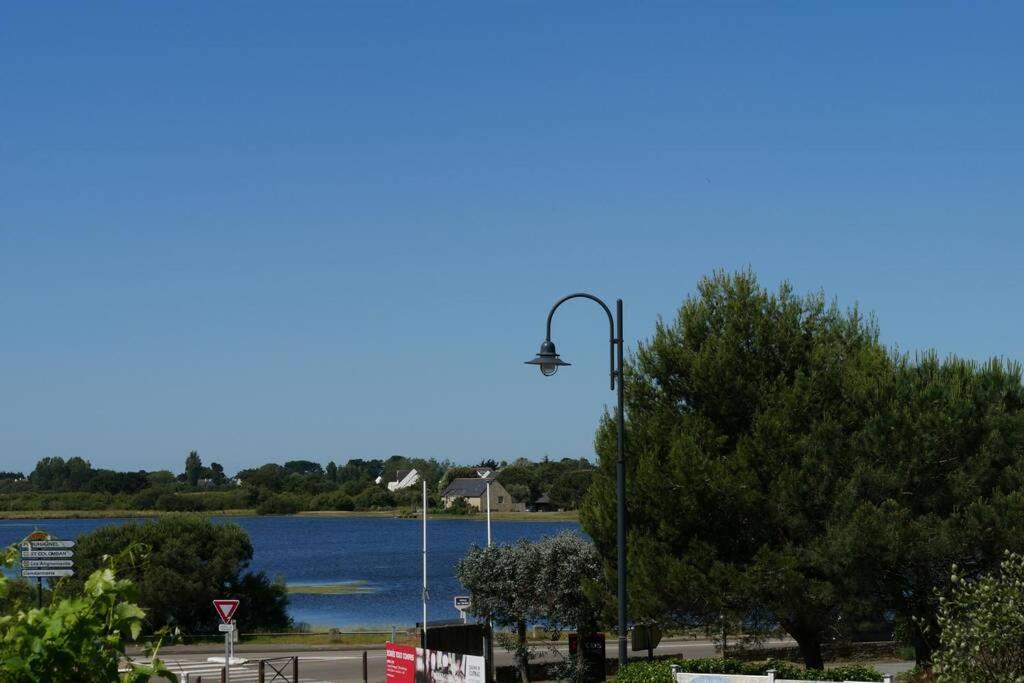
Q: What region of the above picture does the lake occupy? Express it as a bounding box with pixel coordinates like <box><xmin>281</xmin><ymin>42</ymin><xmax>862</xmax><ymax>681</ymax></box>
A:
<box><xmin>0</xmin><ymin>515</ymin><xmax>582</xmax><ymax>628</ymax></box>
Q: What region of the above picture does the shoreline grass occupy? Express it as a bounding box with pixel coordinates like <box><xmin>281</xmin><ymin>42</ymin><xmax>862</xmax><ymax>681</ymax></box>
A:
<box><xmin>0</xmin><ymin>509</ymin><xmax>256</xmax><ymax>520</ymax></box>
<box><xmin>0</xmin><ymin>508</ymin><xmax>579</xmax><ymax>522</ymax></box>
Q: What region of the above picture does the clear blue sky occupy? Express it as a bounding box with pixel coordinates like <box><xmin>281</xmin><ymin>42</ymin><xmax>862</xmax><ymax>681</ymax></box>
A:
<box><xmin>2</xmin><ymin>2</ymin><xmax>1022</xmax><ymax>476</ymax></box>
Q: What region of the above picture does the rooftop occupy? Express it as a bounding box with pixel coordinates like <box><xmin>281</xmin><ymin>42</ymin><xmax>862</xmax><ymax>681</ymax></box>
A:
<box><xmin>442</xmin><ymin>478</ymin><xmax>491</xmax><ymax>498</ymax></box>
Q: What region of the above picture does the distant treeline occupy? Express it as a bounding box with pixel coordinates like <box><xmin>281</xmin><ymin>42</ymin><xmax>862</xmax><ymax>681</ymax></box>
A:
<box><xmin>0</xmin><ymin>453</ymin><xmax>594</xmax><ymax>515</ymax></box>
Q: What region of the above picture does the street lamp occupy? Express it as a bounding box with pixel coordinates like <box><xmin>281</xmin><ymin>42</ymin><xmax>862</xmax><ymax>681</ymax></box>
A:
<box><xmin>525</xmin><ymin>293</ymin><xmax>628</xmax><ymax>667</ymax></box>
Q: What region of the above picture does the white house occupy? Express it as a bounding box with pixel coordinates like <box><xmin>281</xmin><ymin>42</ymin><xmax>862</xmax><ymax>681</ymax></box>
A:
<box><xmin>441</xmin><ymin>478</ymin><xmax>518</xmax><ymax>512</ymax></box>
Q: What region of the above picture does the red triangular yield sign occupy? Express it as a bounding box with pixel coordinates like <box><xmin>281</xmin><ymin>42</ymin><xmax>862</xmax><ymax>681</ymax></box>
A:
<box><xmin>213</xmin><ymin>599</ymin><xmax>240</xmax><ymax>623</ymax></box>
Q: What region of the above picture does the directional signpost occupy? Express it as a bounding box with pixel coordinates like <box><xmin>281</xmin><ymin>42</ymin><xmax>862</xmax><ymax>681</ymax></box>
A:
<box><xmin>21</xmin><ymin>569</ymin><xmax>74</xmax><ymax>578</ymax></box>
<box><xmin>213</xmin><ymin>599</ymin><xmax>241</xmax><ymax>683</ymax></box>
<box><xmin>21</xmin><ymin>549</ymin><xmax>74</xmax><ymax>558</ymax></box>
<box><xmin>454</xmin><ymin>596</ymin><xmax>472</xmax><ymax>623</ymax></box>
<box><xmin>18</xmin><ymin>530</ymin><xmax>74</xmax><ymax>608</ymax></box>
<box><xmin>22</xmin><ymin>560</ymin><xmax>74</xmax><ymax>568</ymax></box>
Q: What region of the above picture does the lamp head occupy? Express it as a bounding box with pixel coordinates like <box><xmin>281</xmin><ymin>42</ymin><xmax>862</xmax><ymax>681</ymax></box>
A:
<box><xmin>524</xmin><ymin>340</ymin><xmax>571</xmax><ymax>377</ymax></box>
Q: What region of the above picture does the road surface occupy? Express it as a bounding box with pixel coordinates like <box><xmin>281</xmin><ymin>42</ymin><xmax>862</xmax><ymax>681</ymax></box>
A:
<box><xmin>140</xmin><ymin>636</ymin><xmax>913</xmax><ymax>683</ymax></box>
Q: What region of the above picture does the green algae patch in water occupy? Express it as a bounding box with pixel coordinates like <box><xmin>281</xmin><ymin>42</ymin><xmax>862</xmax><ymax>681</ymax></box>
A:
<box><xmin>286</xmin><ymin>581</ymin><xmax>375</xmax><ymax>595</ymax></box>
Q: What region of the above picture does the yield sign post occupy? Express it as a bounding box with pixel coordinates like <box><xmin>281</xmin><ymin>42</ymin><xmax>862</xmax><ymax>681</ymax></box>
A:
<box><xmin>214</xmin><ymin>600</ymin><xmax>241</xmax><ymax>683</ymax></box>
<box><xmin>214</xmin><ymin>599</ymin><xmax>240</xmax><ymax>624</ymax></box>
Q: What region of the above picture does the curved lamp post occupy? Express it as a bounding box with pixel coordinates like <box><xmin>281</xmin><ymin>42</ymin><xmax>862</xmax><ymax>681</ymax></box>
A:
<box><xmin>525</xmin><ymin>293</ymin><xmax>627</xmax><ymax>667</ymax></box>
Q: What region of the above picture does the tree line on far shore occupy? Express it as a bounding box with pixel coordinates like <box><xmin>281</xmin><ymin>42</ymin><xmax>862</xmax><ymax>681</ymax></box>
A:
<box><xmin>0</xmin><ymin>452</ymin><xmax>594</xmax><ymax>515</ymax></box>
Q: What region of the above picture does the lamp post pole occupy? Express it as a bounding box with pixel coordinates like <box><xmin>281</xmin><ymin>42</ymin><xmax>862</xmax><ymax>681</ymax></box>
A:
<box><xmin>614</xmin><ymin>298</ymin><xmax>626</xmax><ymax>668</ymax></box>
<box><xmin>525</xmin><ymin>293</ymin><xmax>628</xmax><ymax>667</ymax></box>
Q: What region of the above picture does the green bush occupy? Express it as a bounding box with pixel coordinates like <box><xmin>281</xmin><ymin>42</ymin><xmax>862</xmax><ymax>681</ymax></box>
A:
<box><xmin>155</xmin><ymin>493</ymin><xmax>206</xmax><ymax>512</ymax></box>
<box><xmin>616</xmin><ymin>659</ymin><xmax>883</xmax><ymax>683</ymax></box>
<box><xmin>0</xmin><ymin>545</ymin><xmax>175</xmax><ymax>682</ymax></box>
<box><xmin>615</xmin><ymin>660</ymin><xmax>675</xmax><ymax>683</ymax></box>
<box><xmin>62</xmin><ymin>515</ymin><xmax>291</xmax><ymax>634</ymax></box>
<box><xmin>932</xmin><ymin>551</ymin><xmax>1024</xmax><ymax>681</ymax></box>
<box><xmin>895</xmin><ymin>667</ymin><xmax>935</xmax><ymax>683</ymax></box>
<box><xmin>188</xmin><ymin>489</ymin><xmax>251</xmax><ymax>510</ymax></box>
<box><xmin>256</xmin><ymin>494</ymin><xmax>302</xmax><ymax>515</ymax></box>
<box><xmin>353</xmin><ymin>488</ymin><xmax>395</xmax><ymax>510</ymax></box>
<box><xmin>310</xmin><ymin>491</ymin><xmax>355</xmax><ymax>511</ymax></box>
<box><xmin>130</xmin><ymin>487</ymin><xmax>162</xmax><ymax>509</ymax></box>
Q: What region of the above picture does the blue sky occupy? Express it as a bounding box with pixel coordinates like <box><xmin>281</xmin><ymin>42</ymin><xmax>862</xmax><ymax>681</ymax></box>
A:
<box><xmin>2</xmin><ymin>2</ymin><xmax>1022</xmax><ymax>475</ymax></box>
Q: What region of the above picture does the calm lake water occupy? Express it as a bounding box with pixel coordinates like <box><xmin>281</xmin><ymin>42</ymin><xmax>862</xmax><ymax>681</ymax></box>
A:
<box><xmin>0</xmin><ymin>515</ymin><xmax>582</xmax><ymax>628</ymax></box>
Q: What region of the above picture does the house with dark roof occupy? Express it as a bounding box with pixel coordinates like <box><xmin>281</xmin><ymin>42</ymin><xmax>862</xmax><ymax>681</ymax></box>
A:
<box><xmin>531</xmin><ymin>493</ymin><xmax>556</xmax><ymax>512</ymax></box>
<box><xmin>441</xmin><ymin>477</ymin><xmax>517</xmax><ymax>512</ymax></box>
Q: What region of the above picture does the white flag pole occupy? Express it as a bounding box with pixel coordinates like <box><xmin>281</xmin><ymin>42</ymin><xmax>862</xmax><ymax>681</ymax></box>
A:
<box><xmin>486</xmin><ymin>479</ymin><xmax>492</xmax><ymax>547</ymax></box>
<box><xmin>422</xmin><ymin>479</ymin><xmax>428</xmax><ymax>648</ymax></box>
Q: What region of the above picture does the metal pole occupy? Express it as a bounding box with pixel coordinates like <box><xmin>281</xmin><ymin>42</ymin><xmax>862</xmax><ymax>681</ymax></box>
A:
<box><xmin>486</xmin><ymin>478</ymin><xmax>493</xmax><ymax>679</ymax></box>
<box><xmin>363</xmin><ymin>650</ymin><xmax>368</xmax><ymax>683</ymax></box>
<box><xmin>615</xmin><ymin>298</ymin><xmax>627</xmax><ymax>668</ymax></box>
<box><xmin>224</xmin><ymin>629</ymin><xmax>231</xmax><ymax>683</ymax></box>
<box><xmin>292</xmin><ymin>656</ymin><xmax>298</xmax><ymax>683</ymax></box>
<box><xmin>258</xmin><ymin>660</ymin><xmax>265</xmax><ymax>683</ymax></box>
<box><xmin>422</xmin><ymin>479</ymin><xmax>428</xmax><ymax>649</ymax></box>
<box><xmin>533</xmin><ymin>293</ymin><xmax>627</xmax><ymax>667</ymax></box>
<box><xmin>37</xmin><ymin>578</ymin><xmax>42</xmax><ymax>609</ymax></box>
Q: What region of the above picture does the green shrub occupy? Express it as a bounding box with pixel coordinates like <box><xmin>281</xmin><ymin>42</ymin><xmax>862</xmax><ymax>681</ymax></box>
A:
<box><xmin>131</xmin><ymin>487</ymin><xmax>162</xmax><ymax>509</ymax></box>
<box><xmin>189</xmin><ymin>489</ymin><xmax>250</xmax><ymax>510</ymax></box>
<box><xmin>616</xmin><ymin>660</ymin><xmax>675</xmax><ymax>683</ymax></box>
<box><xmin>0</xmin><ymin>545</ymin><xmax>176</xmax><ymax>682</ymax></box>
<box><xmin>62</xmin><ymin>515</ymin><xmax>291</xmax><ymax>634</ymax></box>
<box><xmin>617</xmin><ymin>659</ymin><xmax>883</xmax><ymax>683</ymax></box>
<box><xmin>311</xmin><ymin>491</ymin><xmax>355</xmax><ymax>511</ymax></box>
<box><xmin>353</xmin><ymin>488</ymin><xmax>395</xmax><ymax>510</ymax></box>
<box><xmin>818</xmin><ymin>665</ymin><xmax>885</xmax><ymax>681</ymax></box>
<box><xmin>932</xmin><ymin>551</ymin><xmax>1024</xmax><ymax>681</ymax></box>
<box><xmin>155</xmin><ymin>493</ymin><xmax>206</xmax><ymax>512</ymax></box>
<box><xmin>256</xmin><ymin>494</ymin><xmax>302</xmax><ymax>515</ymax></box>
<box><xmin>895</xmin><ymin>667</ymin><xmax>935</xmax><ymax>683</ymax></box>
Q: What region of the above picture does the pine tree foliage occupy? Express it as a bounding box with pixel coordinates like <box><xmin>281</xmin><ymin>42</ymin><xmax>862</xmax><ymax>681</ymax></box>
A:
<box><xmin>581</xmin><ymin>270</ymin><xmax>893</xmax><ymax>670</ymax></box>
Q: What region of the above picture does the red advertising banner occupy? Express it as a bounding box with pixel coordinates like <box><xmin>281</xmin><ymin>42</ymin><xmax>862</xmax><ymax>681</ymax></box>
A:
<box><xmin>386</xmin><ymin>642</ymin><xmax>485</xmax><ymax>683</ymax></box>
<box><xmin>386</xmin><ymin>643</ymin><xmax>419</xmax><ymax>683</ymax></box>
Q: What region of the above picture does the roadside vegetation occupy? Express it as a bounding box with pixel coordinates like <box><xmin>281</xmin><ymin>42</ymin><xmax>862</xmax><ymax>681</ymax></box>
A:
<box><xmin>616</xmin><ymin>659</ymin><xmax>883</xmax><ymax>683</ymax></box>
<box><xmin>930</xmin><ymin>551</ymin><xmax>1024</xmax><ymax>681</ymax></box>
<box><xmin>457</xmin><ymin>532</ymin><xmax>601</xmax><ymax>683</ymax></box>
<box><xmin>0</xmin><ymin>545</ymin><xmax>176</xmax><ymax>683</ymax></box>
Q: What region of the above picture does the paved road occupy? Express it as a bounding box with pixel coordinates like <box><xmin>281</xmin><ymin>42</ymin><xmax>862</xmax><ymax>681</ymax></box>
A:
<box><xmin>143</xmin><ymin>637</ymin><xmax>915</xmax><ymax>683</ymax></box>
